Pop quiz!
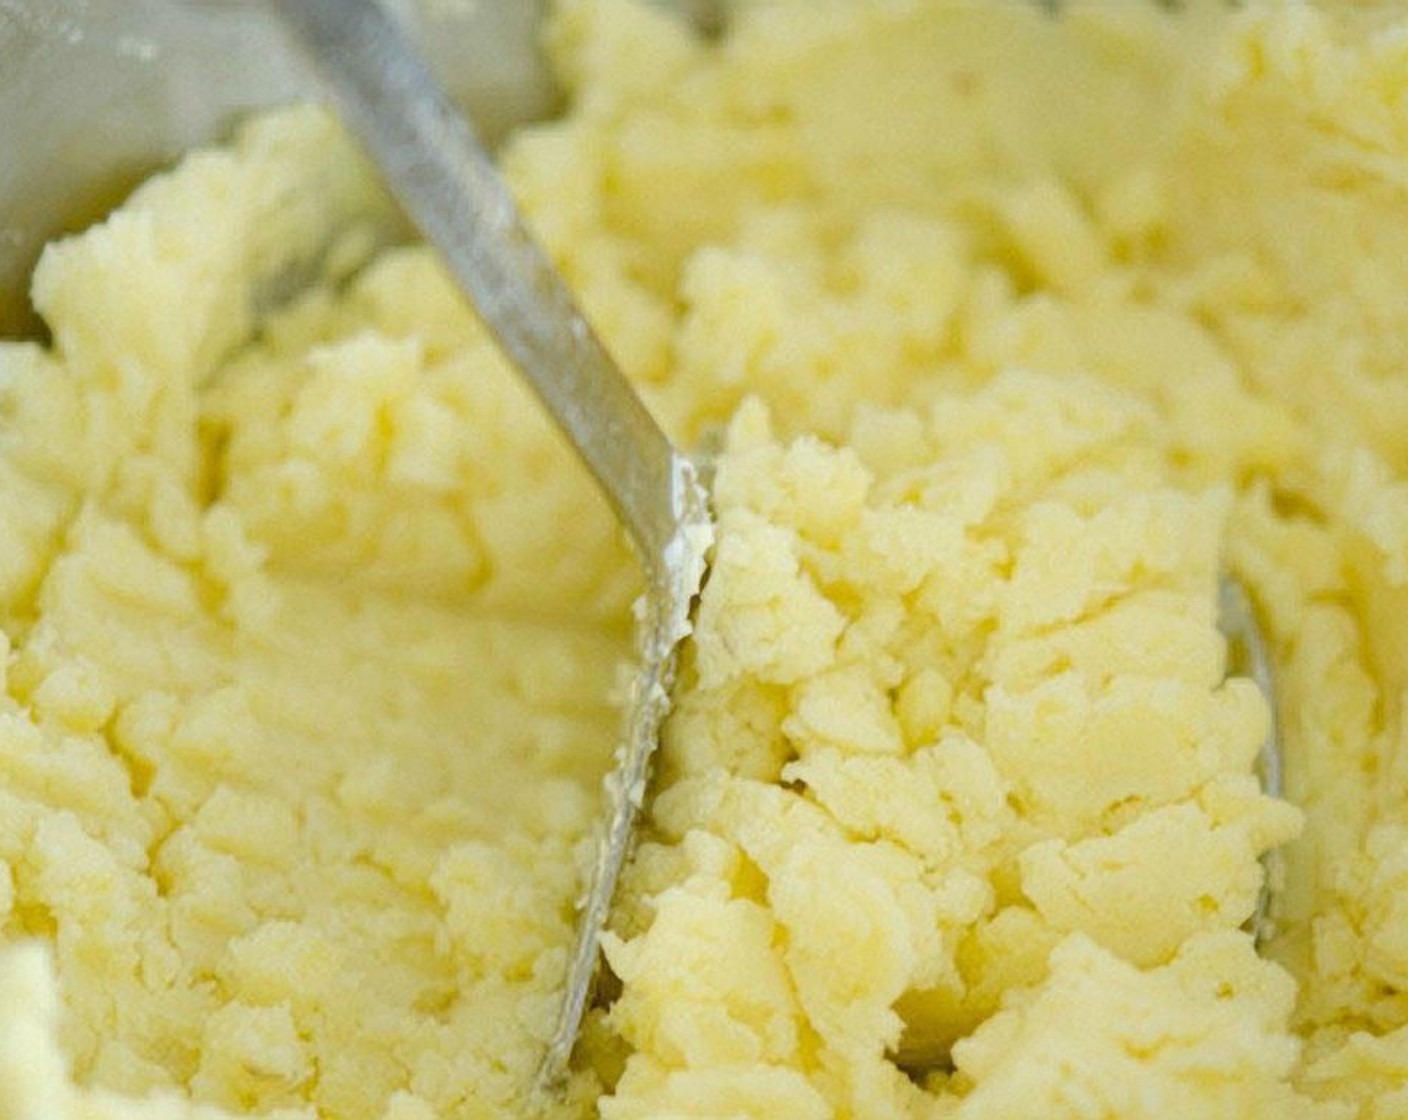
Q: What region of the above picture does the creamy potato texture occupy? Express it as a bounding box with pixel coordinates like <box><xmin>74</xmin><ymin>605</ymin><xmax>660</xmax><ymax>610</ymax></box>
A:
<box><xmin>2</xmin><ymin>1</ymin><xmax>1408</xmax><ymax>1118</ymax></box>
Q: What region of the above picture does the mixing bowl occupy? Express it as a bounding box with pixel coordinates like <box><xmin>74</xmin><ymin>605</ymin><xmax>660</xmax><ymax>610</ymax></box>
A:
<box><xmin>0</xmin><ymin>0</ymin><xmax>563</xmax><ymax>337</ymax></box>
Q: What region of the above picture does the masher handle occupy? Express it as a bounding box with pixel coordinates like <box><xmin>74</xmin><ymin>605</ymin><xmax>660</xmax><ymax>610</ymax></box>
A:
<box><xmin>278</xmin><ymin>0</ymin><xmax>681</xmax><ymax>568</ymax></box>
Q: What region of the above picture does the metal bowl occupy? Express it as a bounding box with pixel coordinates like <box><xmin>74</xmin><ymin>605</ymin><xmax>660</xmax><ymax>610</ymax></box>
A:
<box><xmin>0</xmin><ymin>0</ymin><xmax>562</xmax><ymax>336</ymax></box>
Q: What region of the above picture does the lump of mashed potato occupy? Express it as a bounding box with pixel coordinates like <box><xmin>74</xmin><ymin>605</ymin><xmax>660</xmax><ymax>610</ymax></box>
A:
<box><xmin>3</xmin><ymin>1</ymin><xmax>1408</xmax><ymax>1119</ymax></box>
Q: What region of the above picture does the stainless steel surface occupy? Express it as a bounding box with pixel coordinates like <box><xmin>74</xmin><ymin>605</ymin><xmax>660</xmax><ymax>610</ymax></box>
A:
<box><xmin>277</xmin><ymin>0</ymin><xmax>712</xmax><ymax>1089</ymax></box>
<box><xmin>279</xmin><ymin>0</ymin><xmax>689</xmax><ymax>571</ymax></box>
<box><xmin>1219</xmin><ymin>574</ymin><xmax>1284</xmax><ymax>946</ymax></box>
<box><xmin>0</xmin><ymin>0</ymin><xmax>556</xmax><ymax>336</ymax></box>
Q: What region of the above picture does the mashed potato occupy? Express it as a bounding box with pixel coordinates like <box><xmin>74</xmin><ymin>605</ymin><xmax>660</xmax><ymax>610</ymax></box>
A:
<box><xmin>2</xmin><ymin>1</ymin><xmax>1408</xmax><ymax>1118</ymax></box>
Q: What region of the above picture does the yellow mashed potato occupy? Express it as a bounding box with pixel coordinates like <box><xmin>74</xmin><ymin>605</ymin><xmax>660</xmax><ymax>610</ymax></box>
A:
<box><xmin>2</xmin><ymin>1</ymin><xmax>1408</xmax><ymax>1117</ymax></box>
